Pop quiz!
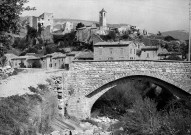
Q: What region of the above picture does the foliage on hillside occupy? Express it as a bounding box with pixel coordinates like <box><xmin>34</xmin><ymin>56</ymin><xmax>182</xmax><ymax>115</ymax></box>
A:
<box><xmin>0</xmin><ymin>84</ymin><xmax>58</xmax><ymax>135</ymax></box>
<box><xmin>122</xmin><ymin>97</ymin><xmax>191</xmax><ymax>135</ymax></box>
<box><xmin>0</xmin><ymin>0</ymin><xmax>35</xmax><ymax>56</ymax></box>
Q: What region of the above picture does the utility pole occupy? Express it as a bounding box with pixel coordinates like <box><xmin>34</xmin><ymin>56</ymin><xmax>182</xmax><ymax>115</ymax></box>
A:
<box><xmin>189</xmin><ymin>0</ymin><xmax>191</xmax><ymax>61</ymax></box>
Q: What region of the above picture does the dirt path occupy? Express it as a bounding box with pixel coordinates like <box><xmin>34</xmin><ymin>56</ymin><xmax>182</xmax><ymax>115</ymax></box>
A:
<box><xmin>0</xmin><ymin>69</ymin><xmax>64</xmax><ymax>97</ymax></box>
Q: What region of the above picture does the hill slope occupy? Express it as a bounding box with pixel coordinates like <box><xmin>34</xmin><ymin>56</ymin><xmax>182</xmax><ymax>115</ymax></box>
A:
<box><xmin>162</xmin><ymin>30</ymin><xmax>189</xmax><ymax>41</ymax></box>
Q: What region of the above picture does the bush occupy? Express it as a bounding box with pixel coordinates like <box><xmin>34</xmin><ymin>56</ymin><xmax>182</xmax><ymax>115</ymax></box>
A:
<box><xmin>12</xmin><ymin>68</ymin><xmax>24</xmax><ymax>76</ymax></box>
<box><xmin>122</xmin><ymin>97</ymin><xmax>191</xmax><ymax>135</ymax></box>
<box><xmin>28</xmin><ymin>86</ymin><xmax>39</xmax><ymax>93</ymax></box>
<box><xmin>0</xmin><ymin>82</ymin><xmax>58</xmax><ymax>134</ymax></box>
<box><xmin>164</xmin><ymin>54</ymin><xmax>182</xmax><ymax>60</ymax></box>
<box><xmin>123</xmin><ymin>98</ymin><xmax>161</xmax><ymax>135</ymax></box>
<box><xmin>159</xmin><ymin>101</ymin><xmax>191</xmax><ymax>135</ymax></box>
<box><xmin>0</xmin><ymin>55</ymin><xmax>7</xmax><ymax>67</ymax></box>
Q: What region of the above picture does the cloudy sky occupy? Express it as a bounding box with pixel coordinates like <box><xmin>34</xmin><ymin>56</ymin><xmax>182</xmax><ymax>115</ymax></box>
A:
<box><xmin>22</xmin><ymin>0</ymin><xmax>189</xmax><ymax>33</ymax></box>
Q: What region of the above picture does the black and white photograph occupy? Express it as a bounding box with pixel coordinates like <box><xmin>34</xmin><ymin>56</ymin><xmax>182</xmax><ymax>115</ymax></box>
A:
<box><xmin>0</xmin><ymin>0</ymin><xmax>191</xmax><ymax>134</ymax></box>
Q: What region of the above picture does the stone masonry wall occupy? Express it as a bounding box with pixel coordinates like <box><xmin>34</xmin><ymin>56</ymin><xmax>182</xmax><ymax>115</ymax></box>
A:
<box><xmin>63</xmin><ymin>60</ymin><xmax>191</xmax><ymax>119</ymax></box>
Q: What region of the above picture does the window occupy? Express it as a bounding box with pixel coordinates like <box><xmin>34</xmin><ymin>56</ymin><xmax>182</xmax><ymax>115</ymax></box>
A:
<box><xmin>49</xmin><ymin>64</ymin><xmax>52</xmax><ymax>67</ymax></box>
<box><xmin>99</xmin><ymin>48</ymin><xmax>102</xmax><ymax>55</ymax></box>
<box><xmin>147</xmin><ymin>53</ymin><xmax>150</xmax><ymax>58</ymax></box>
<box><xmin>130</xmin><ymin>48</ymin><xmax>132</xmax><ymax>54</ymax></box>
<box><xmin>120</xmin><ymin>48</ymin><xmax>124</xmax><ymax>55</ymax></box>
<box><xmin>55</xmin><ymin>63</ymin><xmax>56</xmax><ymax>66</ymax></box>
<box><xmin>108</xmin><ymin>57</ymin><xmax>113</xmax><ymax>60</ymax></box>
<box><xmin>109</xmin><ymin>48</ymin><xmax>113</xmax><ymax>55</ymax></box>
<box><xmin>134</xmin><ymin>49</ymin><xmax>136</xmax><ymax>54</ymax></box>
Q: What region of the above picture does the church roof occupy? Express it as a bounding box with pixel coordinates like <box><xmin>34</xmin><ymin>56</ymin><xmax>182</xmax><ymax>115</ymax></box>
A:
<box><xmin>100</xmin><ymin>8</ymin><xmax>107</xmax><ymax>13</ymax></box>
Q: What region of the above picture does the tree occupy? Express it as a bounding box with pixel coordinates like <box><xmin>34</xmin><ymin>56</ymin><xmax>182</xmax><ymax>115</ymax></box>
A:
<box><xmin>180</xmin><ymin>41</ymin><xmax>188</xmax><ymax>58</ymax></box>
<box><xmin>38</xmin><ymin>23</ymin><xmax>43</xmax><ymax>36</ymax></box>
<box><xmin>26</xmin><ymin>25</ymin><xmax>38</xmax><ymax>43</ymax></box>
<box><xmin>0</xmin><ymin>0</ymin><xmax>35</xmax><ymax>56</ymax></box>
<box><xmin>164</xmin><ymin>54</ymin><xmax>182</xmax><ymax>60</ymax></box>
<box><xmin>76</xmin><ymin>22</ymin><xmax>85</xmax><ymax>29</ymax></box>
<box><xmin>157</xmin><ymin>31</ymin><xmax>162</xmax><ymax>36</ymax></box>
<box><xmin>108</xmin><ymin>31</ymin><xmax>117</xmax><ymax>41</ymax></box>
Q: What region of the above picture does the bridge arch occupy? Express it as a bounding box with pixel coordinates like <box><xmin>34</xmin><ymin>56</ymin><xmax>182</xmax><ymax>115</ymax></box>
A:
<box><xmin>86</xmin><ymin>75</ymin><xmax>191</xmax><ymax>118</ymax></box>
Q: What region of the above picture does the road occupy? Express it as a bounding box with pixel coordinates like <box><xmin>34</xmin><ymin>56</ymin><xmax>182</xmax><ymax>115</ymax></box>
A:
<box><xmin>0</xmin><ymin>68</ymin><xmax>64</xmax><ymax>97</ymax></box>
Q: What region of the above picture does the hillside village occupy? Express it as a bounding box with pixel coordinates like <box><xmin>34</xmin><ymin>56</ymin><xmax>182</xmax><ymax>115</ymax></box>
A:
<box><xmin>0</xmin><ymin>8</ymin><xmax>189</xmax><ymax>69</ymax></box>
<box><xmin>1</xmin><ymin>1</ymin><xmax>191</xmax><ymax>134</ymax></box>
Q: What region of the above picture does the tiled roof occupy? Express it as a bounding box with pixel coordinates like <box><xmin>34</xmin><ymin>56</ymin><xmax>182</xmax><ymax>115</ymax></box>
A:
<box><xmin>141</xmin><ymin>46</ymin><xmax>158</xmax><ymax>51</ymax></box>
<box><xmin>94</xmin><ymin>41</ymin><xmax>133</xmax><ymax>46</ymax></box>
<box><xmin>75</xmin><ymin>51</ymin><xmax>93</xmax><ymax>59</ymax></box>
<box><xmin>66</xmin><ymin>51</ymin><xmax>80</xmax><ymax>56</ymax></box>
<box><xmin>5</xmin><ymin>53</ymin><xmax>18</xmax><ymax>60</ymax></box>
<box><xmin>52</xmin><ymin>54</ymin><xmax>66</xmax><ymax>59</ymax></box>
<box><xmin>41</xmin><ymin>52</ymin><xmax>64</xmax><ymax>58</ymax></box>
<box><xmin>12</xmin><ymin>55</ymin><xmax>40</xmax><ymax>60</ymax></box>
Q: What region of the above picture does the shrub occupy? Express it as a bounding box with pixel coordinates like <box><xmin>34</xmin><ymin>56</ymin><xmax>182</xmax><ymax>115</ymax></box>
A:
<box><xmin>164</xmin><ymin>54</ymin><xmax>182</xmax><ymax>60</ymax></box>
<box><xmin>0</xmin><ymin>84</ymin><xmax>58</xmax><ymax>135</ymax></box>
<box><xmin>28</xmin><ymin>86</ymin><xmax>39</xmax><ymax>93</ymax></box>
<box><xmin>12</xmin><ymin>68</ymin><xmax>24</xmax><ymax>76</ymax></box>
<box><xmin>0</xmin><ymin>55</ymin><xmax>7</xmax><ymax>67</ymax></box>
<box><xmin>123</xmin><ymin>97</ymin><xmax>191</xmax><ymax>135</ymax></box>
<box><xmin>123</xmin><ymin>98</ymin><xmax>161</xmax><ymax>135</ymax></box>
<box><xmin>159</xmin><ymin>101</ymin><xmax>191</xmax><ymax>135</ymax></box>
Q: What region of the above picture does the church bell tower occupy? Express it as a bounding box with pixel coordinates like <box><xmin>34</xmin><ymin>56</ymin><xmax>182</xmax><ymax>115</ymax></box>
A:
<box><xmin>99</xmin><ymin>8</ymin><xmax>107</xmax><ymax>28</ymax></box>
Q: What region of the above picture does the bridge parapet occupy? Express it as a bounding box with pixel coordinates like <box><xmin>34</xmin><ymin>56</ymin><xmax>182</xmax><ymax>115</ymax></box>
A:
<box><xmin>67</xmin><ymin>60</ymin><xmax>191</xmax><ymax>95</ymax></box>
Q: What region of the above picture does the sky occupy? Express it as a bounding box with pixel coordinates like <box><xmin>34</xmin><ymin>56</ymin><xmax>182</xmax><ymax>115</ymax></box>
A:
<box><xmin>22</xmin><ymin>0</ymin><xmax>189</xmax><ymax>33</ymax></box>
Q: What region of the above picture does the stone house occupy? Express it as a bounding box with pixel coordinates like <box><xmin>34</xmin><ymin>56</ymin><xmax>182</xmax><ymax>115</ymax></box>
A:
<box><xmin>65</xmin><ymin>51</ymin><xmax>80</xmax><ymax>70</ymax></box>
<box><xmin>40</xmin><ymin>52</ymin><xmax>65</xmax><ymax>69</ymax></box>
<box><xmin>137</xmin><ymin>46</ymin><xmax>159</xmax><ymax>60</ymax></box>
<box><xmin>27</xmin><ymin>16</ymin><xmax>38</xmax><ymax>29</ymax></box>
<box><xmin>52</xmin><ymin>54</ymin><xmax>66</xmax><ymax>69</ymax></box>
<box><xmin>11</xmin><ymin>55</ymin><xmax>40</xmax><ymax>68</ymax></box>
<box><xmin>4</xmin><ymin>53</ymin><xmax>18</xmax><ymax>67</ymax></box>
<box><xmin>137</xmin><ymin>45</ymin><xmax>171</xmax><ymax>60</ymax></box>
<box><xmin>53</xmin><ymin>22</ymin><xmax>74</xmax><ymax>35</ymax></box>
<box><xmin>40</xmin><ymin>55</ymin><xmax>51</xmax><ymax>69</ymax></box>
<box><xmin>37</xmin><ymin>12</ymin><xmax>54</xmax><ymax>32</ymax></box>
<box><xmin>62</xmin><ymin>22</ymin><xmax>73</xmax><ymax>34</ymax></box>
<box><xmin>94</xmin><ymin>41</ymin><xmax>137</xmax><ymax>60</ymax></box>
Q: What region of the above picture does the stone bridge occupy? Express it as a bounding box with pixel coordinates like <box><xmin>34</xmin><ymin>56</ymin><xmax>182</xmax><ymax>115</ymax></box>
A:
<box><xmin>62</xmin><ymin>60</ymin><xmax>191</xmax><ymax>119</ymax></box>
